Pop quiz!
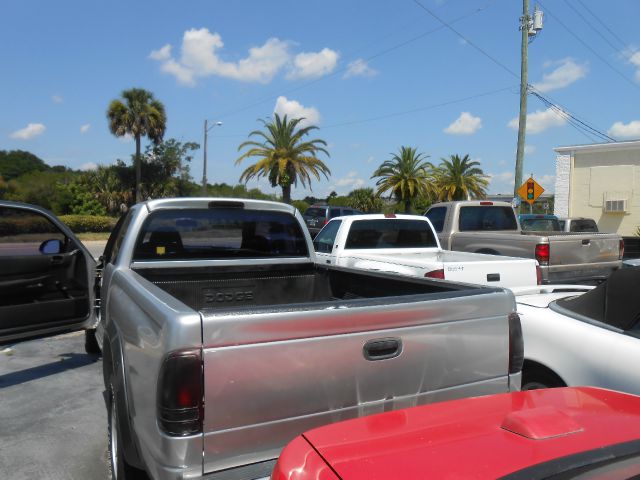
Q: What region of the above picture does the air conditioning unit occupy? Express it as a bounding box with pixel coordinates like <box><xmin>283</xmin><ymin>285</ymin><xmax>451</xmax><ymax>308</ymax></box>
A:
<box><xmin>604</xmin><ymin>199</ymin><xmax>626</xmax><ymax>213</ymax></box>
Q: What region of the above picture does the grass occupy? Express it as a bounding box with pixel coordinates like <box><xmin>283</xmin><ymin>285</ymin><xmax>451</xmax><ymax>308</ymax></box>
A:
<box><xmin>76</xmin><ymin>232</ymin><xmax>111</xmax><ymax>241</ymax></box>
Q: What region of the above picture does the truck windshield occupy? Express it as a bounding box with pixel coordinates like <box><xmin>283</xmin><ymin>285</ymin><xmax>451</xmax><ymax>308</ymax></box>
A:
<box><xmin>345</xmin><ymin>219</ymin><xmax>438</xmax><ymax>249</ymax></box>
<box><xmin>133</xmin><ymin>208</ymin><xmax>308</xmax><ymax>260</ymax></box>
<box><xmin>459</xmin><ymin>206</ymin><xmax>518</xmax><ymax>231</ymax></box>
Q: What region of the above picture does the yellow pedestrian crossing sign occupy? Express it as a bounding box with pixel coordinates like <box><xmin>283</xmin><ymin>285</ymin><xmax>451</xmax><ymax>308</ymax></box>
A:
<box><xmin>518</xmin><ymin>177</ymin><xmax>544</xmax><ymax>205</ymax></box>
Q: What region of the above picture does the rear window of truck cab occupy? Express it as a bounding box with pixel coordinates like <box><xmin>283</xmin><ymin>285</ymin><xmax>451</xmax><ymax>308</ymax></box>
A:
<box><xmin>345</xmin><ymin>219</ymin><xmax>438</xmax><ymax>249</ymax></box>
<box><xmin>458</xmin><ymin>206</ymin><xmax>518</xmax><ymax>231</ymax></box>
<box><xmin>133</xmin><ymin>208</ymin><xmax>308</xmax><ymax>260</ymax></box>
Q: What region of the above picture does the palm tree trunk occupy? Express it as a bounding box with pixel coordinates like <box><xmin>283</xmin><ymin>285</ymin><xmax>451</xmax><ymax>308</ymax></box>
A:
<box><xmin>404</xmin><ymin>199</ymin><xmax>411</xmax><ymax>214</ymax></box>
<box><xmin>282</xmin><ymin>184</ymin><xmax>292</xmax><ymax>204</ymax></box>
<box><xmin>135</xmin><ymin>135</ymin><xmax>142</xmax><ymax>203</ymax></box>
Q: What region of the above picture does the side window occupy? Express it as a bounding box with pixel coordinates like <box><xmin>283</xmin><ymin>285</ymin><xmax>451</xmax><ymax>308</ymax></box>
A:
<box><xmin>425</xmin><ymin>207</ymin><xmax>446</xmax><ymax>233</ymax></box>
<box><xmin>104</xmin><ymin>211</ymin><xmax>133</xmax><ymax>265</ymax></box>
<box><xmin>313</xmin><ymin>220</ymin><xmax>341</xmax><ymax>253</ymax></box>
<box><xmin>343</xmin><ymin>209</ymin><xmax>354</xmax><ymax>216</ymax></box>
<box><xmin>329</xmin><ymin>208</ymin><xmax>341</xmax><ymax>219</ymax></box>
<box><xmin>0</xmin><ymin>207</ymin><xmax>66</xmax><ymax>257</ymax></box>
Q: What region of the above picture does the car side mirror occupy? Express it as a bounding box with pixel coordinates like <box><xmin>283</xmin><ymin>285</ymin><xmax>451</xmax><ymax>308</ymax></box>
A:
<box><xmin>39</xmin><ymin>239</ymin><xmax>63</xmax><ymax>255</ymax></box>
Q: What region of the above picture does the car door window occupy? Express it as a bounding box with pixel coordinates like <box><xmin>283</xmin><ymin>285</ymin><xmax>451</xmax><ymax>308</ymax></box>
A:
<box><xmin>105</xmin><ymin>211</ymin><xmax>133</xmax><ymax>265</ymax></box>
<box><xmin>0</xmin><ymin>206</ymin><xmax>66</xmax><ymax>257</ymax></box>
<box><xmin>313</xmin><ymin>220</ymin><xmax>341</xmax><ymax>253</ymax></box>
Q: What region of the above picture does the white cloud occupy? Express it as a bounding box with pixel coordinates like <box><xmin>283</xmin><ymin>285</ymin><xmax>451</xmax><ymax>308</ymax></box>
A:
<box><xmin>80</xmin><ymin>124</ymin><xmax>91</xmax><ymax>134</ymax></box>
<box><xmin>118</xmin><ymin>133</ymin><xmax>134</xmax><ymax>143</ymax></box>
<box><xmin>508</xmin><ymin>108</ymin><xmax>566</xmax><ymax>134</ymax></box>
<box><xmin>607</xmin><ymin>120</ymin><xmax>640</xmax><ymax>139</ymax></box>
<box><xmin>80</xmin><ymin>162</ymin><xmax>98</xmax><ymax>171</ymax></box>
<box><xmin>366</xmin><ymin>155</ymin><xmax>375</xmax><ymax>164</ymax></box>
<box><xmin>287</xmin><ymin>48</ymin><xmax>339</xmax><ymax>80</ymax></box>
<box><xmin>10</xmin><ymin>123</ymin><xmax>46</xmax><ymax>140</ymax></box>
<box><xmin>524</xmin><ymin>145</ymin><xmax>536</xmax><ymax>155</ymax></box>
<box><xmin>444</xmin><ymin>112</ymin><xmax>482</xmax><ymax>135</ymax></box>
<box><xmin>624</xmin><ymin>47</ymin><xmax>640</xmax><ymax>81</ymax></box>
<box><xmin>149</xmin><ymin>44</ymin><xmax>172</xmax><ymax>61</ymax></box>
<box><xmin>274</xmin><ymin>96</ymin><xmax>320</xmax><ymax>128</ymax></box>
<box><xmin>334</xmin><ymin>171</ymin><xmax>365</xmax><ymax>189</ymax></box>
<box><xmin>533</xmin><ymin>58</ymin><xmax>588</xmax><ymax>93</ymax></box>
<box><xmin>52</xmin><ymin>94</ymin><xmax>63</xmax><ymax>104</ymax></box>
<box><xmin>161</xmin><ymin>58</ymin><xmax>197</xmax><ymax>86</ymax></box>
<box><xmin>150</xmin><ymin>28</ymin><xmax>291</xmax><ymax>85</ymax></box>
<box><xmin>344</xmin><ymin>59</ymin><xmax>378</xmax><ymax>78</ymax></box>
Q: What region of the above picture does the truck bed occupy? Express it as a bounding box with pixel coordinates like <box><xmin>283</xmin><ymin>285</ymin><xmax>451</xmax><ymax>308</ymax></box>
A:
<box><xmin>135</xmin><ymin>262</ymin><xmax>463</xmax><ymax>313</ymax></box>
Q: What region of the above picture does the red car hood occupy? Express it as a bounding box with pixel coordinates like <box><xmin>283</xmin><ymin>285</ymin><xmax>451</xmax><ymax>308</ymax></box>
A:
<box><xmin>303</xmin><ymin>387</ymin><xmax>640</xmax><ymax>479</ymax></box>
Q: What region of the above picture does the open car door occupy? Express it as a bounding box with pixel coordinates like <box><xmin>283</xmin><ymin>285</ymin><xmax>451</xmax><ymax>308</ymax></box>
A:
<box><xmin>0</xmin><ymin>202</ymin><xmax>96</xmax><ymax>345</ymax></box>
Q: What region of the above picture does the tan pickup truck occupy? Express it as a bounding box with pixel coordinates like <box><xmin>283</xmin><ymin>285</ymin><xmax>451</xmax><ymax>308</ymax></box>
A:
<box><xmin>425</xmin><ymin>200</ymin><xmax>623</xmax><ymax>284</ymax></box>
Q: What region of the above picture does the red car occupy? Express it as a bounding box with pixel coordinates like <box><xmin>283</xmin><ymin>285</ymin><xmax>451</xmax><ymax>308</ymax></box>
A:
<box><xmin>273</xmin><ymin>387</ymin><xmax>640</xmax><ymax>479</ymax></box>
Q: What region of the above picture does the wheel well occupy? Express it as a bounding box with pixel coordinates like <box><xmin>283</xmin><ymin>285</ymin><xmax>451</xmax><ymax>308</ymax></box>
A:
<box><xmin>523</xmin><ymin>359</ymin><xmax>566</xmax><ymax>386</ymax></box>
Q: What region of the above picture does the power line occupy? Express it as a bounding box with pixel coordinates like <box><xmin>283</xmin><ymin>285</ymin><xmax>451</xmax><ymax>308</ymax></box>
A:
<box><xmin>215</xmin><ymin>0</ymin><xmax>501</xmax><ymax>120</ymax></box>
<box><xmin>562</xmin><ymin>0</ymin><xmax>622</xmax><ymax>53</ymax></box>
<box><xmin>323</xmin><ymin>85</ymin><xmax>515</xmax><ymax>129</ymax></box>
<box><xmin>573</xmin><ymin>0</ymin><xmax>630</xmax><ymax>49</ymax></box>
<box><xmin>537</xmin><ymin>0</ymin><xmax>640</xmax><ymax>92</ymax></box>
<box><xmin>212</xmin><ymin>86</ymin><xmax>515</xmax><ymax>136</ymax></box>
<box><xmin>411</xmin><ymin>0</ymin><xmax>519</xmax><ymax>80</ymax></box>
<box><xmin>529</xmin><ymin>88</ymin><xmax>616</xmax><ymax>142</ymax></box>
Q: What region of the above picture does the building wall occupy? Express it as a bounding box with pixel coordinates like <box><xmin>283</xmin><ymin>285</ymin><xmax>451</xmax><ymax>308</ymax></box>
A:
<box><xmin>554</xmin><ymin>154</ymin><xmax>571</xmax><ymax>218</ymax></box>
<box><xmin>569</xmin><ymin>150</ymin><xmax>640</xmax><ymax>235</ymax></box>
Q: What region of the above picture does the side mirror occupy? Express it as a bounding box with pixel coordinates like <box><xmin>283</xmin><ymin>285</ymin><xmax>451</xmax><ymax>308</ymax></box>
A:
<box><xmin>39</xmin><ymin>239</ymin><xmax>63</xmax><ymax>255</ymax></box>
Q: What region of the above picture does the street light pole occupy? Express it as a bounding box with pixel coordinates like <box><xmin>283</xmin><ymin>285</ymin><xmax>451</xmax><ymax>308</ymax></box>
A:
<box><xmin>202</xmin><ymin>119</ymin><xmax>222</xmax><ymax>195</ymax></box>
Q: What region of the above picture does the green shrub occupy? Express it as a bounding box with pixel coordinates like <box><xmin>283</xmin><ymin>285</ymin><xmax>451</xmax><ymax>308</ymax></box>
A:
<box><xmin>58</xmin><ymin>215</ymin><xmax>117</xmax><ymax>233</ymax></box>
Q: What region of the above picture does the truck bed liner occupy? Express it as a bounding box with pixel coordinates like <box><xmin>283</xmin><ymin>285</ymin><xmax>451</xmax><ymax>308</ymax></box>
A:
<box><xmin>135</xmin><ymin>263</ymin><xmax>462</xmax><ymax>312</ymax></box>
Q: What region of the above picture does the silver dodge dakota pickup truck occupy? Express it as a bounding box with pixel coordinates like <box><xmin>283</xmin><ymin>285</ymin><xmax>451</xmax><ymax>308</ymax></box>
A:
<box><xmin>92</xmin><ymin>198</ymin><xmax>523</xmax><ymax>480</ymax></box>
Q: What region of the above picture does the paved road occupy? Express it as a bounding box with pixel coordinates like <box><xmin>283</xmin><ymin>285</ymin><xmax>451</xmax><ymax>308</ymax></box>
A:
<box><xmin>0</xmin><ymin>332</ymin><xmax>108</xmax><ymax>479</ymax></box>
<box><xmin>82</xmin><ymin>240</ymin><xmax>107</xmax><ymax>261</ymax></box>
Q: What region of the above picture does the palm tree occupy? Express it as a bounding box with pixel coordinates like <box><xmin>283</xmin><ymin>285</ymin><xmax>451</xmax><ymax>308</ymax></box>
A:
<box><xmin>348</xmin><ymin>187</ymin><xmax>383</xmax><ymax>213</ymax></box>
<box><xmin>372</xmin><ymin>146</ymin><xmax>434</xmax><ymax>213</ymax></box>
<box><xmin>107</xmin><ymin>88</ymin><xmax>167</xmax><ymax>203</ymax></box>
<box><xmin>434</xmin><ymin>154</ymin><xmax>489</xmax><ymax>201</ymax></box>
<box><xmin>236</xmin><ymin>114</ymin><xmax>330</xmax><ymax>204</ymax></box>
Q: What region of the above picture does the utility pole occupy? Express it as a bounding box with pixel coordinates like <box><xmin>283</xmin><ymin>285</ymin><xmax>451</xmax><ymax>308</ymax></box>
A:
<box><xmin>514</xmin><ymin>2</ymin><xmax>543</xmax><ymax>203</ymax></box>
<box><xmin>202</xmin><ymin>119</ymin><xmax>223</xmax><ymax>195</ymax></box>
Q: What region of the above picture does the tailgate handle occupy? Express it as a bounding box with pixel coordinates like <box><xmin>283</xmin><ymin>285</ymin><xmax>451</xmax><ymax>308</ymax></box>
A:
<box><xmin>487</xmin><ymin>273</ymin><xmax>501</xmax><ymax>282</ymax></box>
<box><xmin>582</xmin><ymin>239</ymin><xmax>590</xmax><ymax>246</ymax></box>
<box><xmin>363</xmin><ymin>338</ymin><xmax>402</xmax><ymax>361</ymax></box>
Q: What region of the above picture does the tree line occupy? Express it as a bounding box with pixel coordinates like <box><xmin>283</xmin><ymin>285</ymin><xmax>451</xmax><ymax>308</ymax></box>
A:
<box><xmin>1</xmin><ymin>87</ymin><xmax>491</xmax><ymax>217</ymax></box>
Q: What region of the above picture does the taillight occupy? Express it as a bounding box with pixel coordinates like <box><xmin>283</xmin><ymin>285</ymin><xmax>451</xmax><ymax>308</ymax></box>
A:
<box><xmin>425</xmin><ymin>269</ymin><xmax>445</xmax><ymax>279</ymax></box>
<box><xmin>508</xmin><ymin>312</ymin><xmax>524</xmax><ymax>375</ymax></box>
<box><xmin>536</xmin><ymin>265</ymin><xmax>542</xmax><ymax>285</ymax></box>
<box><xmin>323</xmin><ymin>219</ymin><xmax>329</xmax><ymax>226</ymax></box>
<box><xmin>619</xmin><ymin>239</ymin><xmax>625</xmax><ymax>260</ymax></box>
<box><xmin>535</xmin><ymin>243</ymin><xmax>550</xmax><ymax>266</ymax></box>
<box><xmin>157</xmin><ymin>349</ymin><xmax>203</xmax><ymax>436</ymax></box>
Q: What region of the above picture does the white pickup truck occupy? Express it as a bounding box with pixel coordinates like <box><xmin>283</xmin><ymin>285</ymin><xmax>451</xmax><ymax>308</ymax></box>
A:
<box><xmin>313</xmin><ymin>214</ymin><xmax>540</xmax><ymax>288</ymax></box>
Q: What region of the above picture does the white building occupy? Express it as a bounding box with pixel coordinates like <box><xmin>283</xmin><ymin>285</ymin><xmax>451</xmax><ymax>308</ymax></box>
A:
<box><xmin>554</xmin><ymin>140</ymin><xmax>640</xmax><ymax>235</ymax></box>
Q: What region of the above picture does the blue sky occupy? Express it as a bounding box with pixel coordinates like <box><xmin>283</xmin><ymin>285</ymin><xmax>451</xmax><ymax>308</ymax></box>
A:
<box><xmin>2</xmin><ymin>0</ymin><xmax>640</xmax><ymax>199</ymax></box>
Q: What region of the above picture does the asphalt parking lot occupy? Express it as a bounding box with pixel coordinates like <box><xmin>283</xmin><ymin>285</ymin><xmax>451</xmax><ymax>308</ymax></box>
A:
<box><xmin>0</xmin><ymin>331</ymin><xmax>108</xmax><ymax>479</ymax></box>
